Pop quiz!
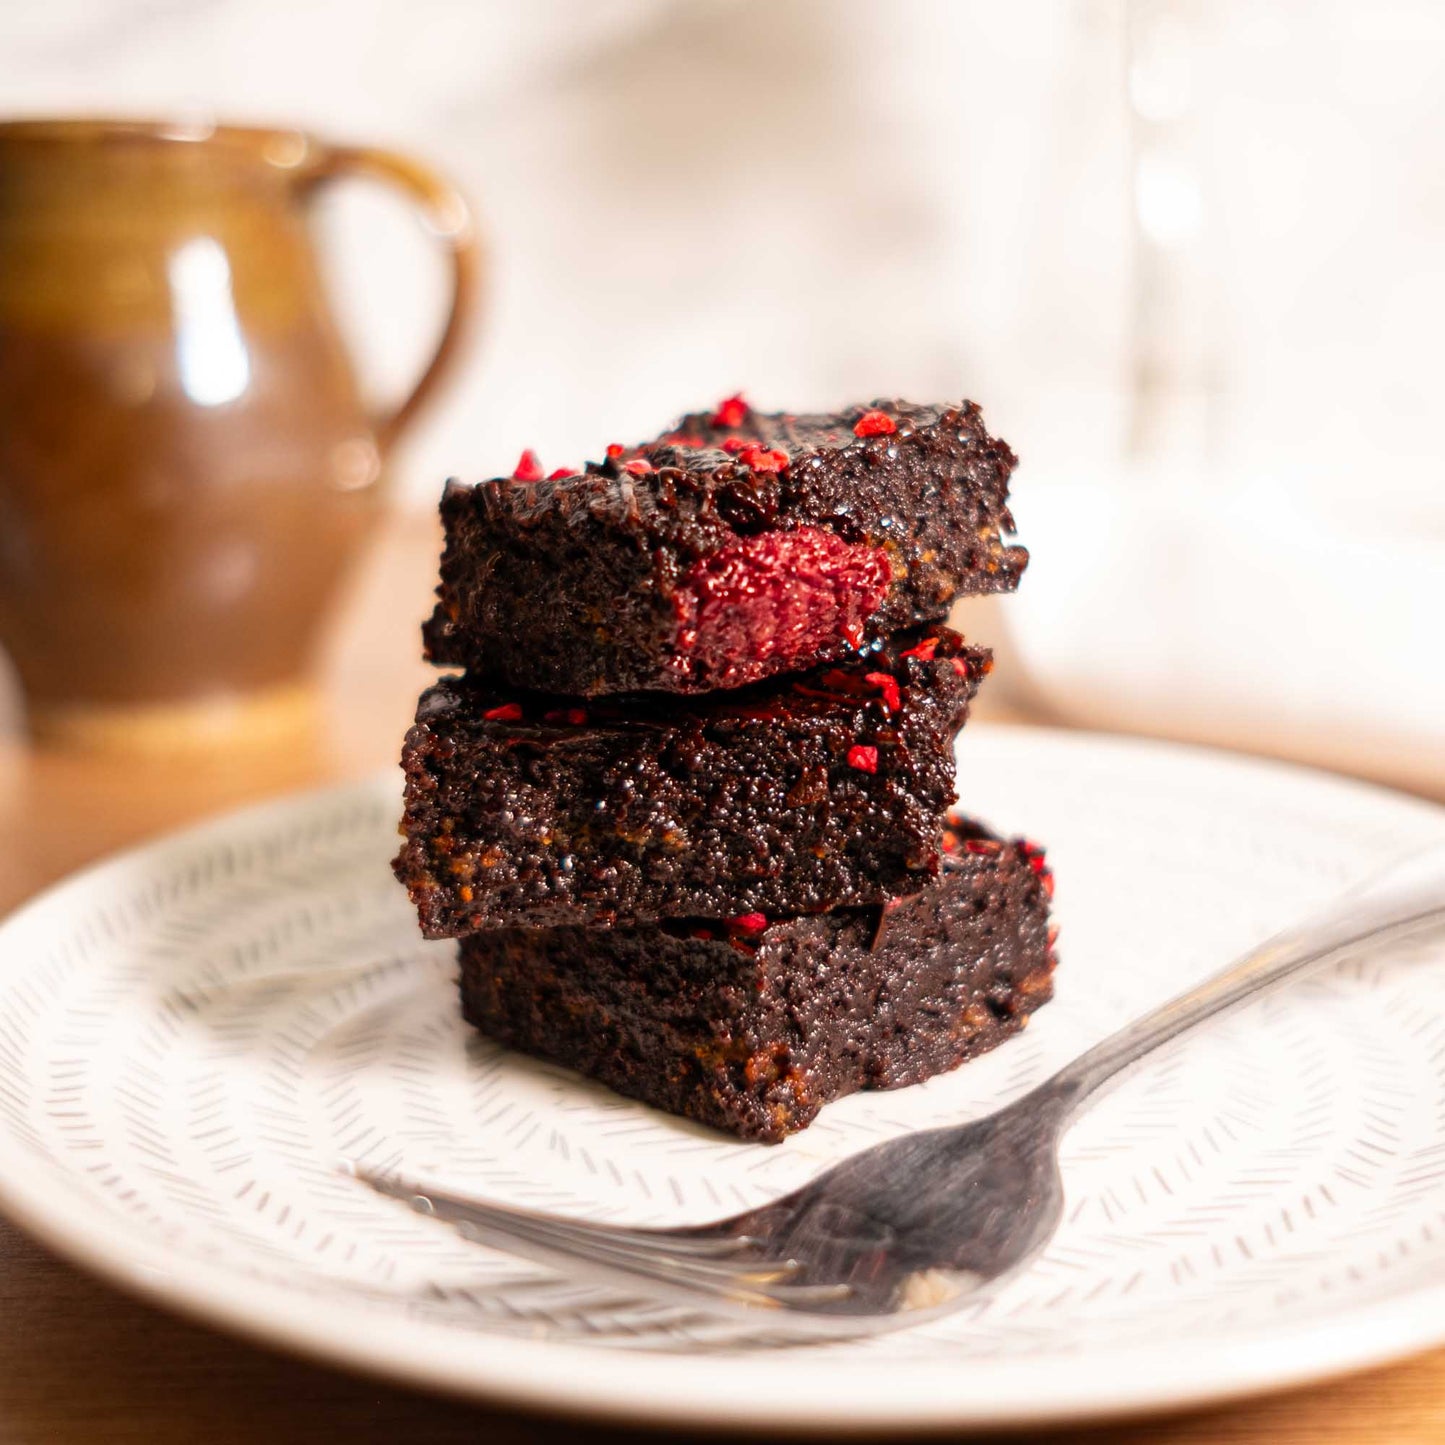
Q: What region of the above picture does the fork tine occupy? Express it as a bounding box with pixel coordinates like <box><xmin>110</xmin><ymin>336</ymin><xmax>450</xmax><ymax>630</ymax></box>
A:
<box><xmin>441</xmin><ymin>1205</ymin><xmax>786</xmax><ymax>1305</ymax></box>
<box><xmin>351</xmin><ymin>1166</ymin><xmax>834</xmax><ymax>1309</ymax></box>
<box><xmin>353</xmin><ymin>1165</ymin><xmax>759</xmax><ymax>1260</ymax></box>
<box><xmin>474</xmin><ymin>1210</ymin><xmax>854</xmax><ymax>1309</ymax></box>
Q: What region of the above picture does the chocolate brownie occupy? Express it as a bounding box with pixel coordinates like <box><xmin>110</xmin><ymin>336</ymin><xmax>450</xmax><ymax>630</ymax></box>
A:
<box><xmin>394</xmin><ymin>626</ymin><xmax>987</xmax><ymax>935</ymax></box>
<box><xmin>457</xmin><ymin>817</ymin><xmax>1057</xmax><ymax>1142</ymax></box>
<box><xmin>423</xmin><ymin>398</ymin><xmax>1026</xmax><ymax>696</ymax></box>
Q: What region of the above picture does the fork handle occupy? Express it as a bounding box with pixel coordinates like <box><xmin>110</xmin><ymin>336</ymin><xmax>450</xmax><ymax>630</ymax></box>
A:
<box><xmin>1047</xmin><ymin>841</ymin><xmax>1445</xmax><ymax>1109</ymax></box>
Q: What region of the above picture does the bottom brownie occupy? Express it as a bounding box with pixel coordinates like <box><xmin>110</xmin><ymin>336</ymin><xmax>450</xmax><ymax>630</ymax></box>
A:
<box><xmin>457</xmin><ymin>817</ymin><xmax>1057</xmax><ymax>1142</ymax></box>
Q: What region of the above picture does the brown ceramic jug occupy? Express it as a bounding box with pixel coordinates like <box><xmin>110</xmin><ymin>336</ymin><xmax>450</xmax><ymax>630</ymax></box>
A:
<box><xmin>0</xmin><ymin>119</ymin><xmax>478</xmax><ymax>746</ymax></box>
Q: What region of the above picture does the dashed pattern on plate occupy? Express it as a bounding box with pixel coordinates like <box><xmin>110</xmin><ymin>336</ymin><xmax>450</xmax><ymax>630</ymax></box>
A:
<box><xmin>1</xmin><ymin>731</ymin><xmax>1444</xmax><ymax>1364</ymax></box>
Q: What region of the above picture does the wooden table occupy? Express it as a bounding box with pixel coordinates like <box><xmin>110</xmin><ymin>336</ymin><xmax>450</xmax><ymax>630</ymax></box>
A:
<box><xmin>1</xmin><ymin>518</ymin><xmax>1442</xmax><ymax>1444</ymax></box>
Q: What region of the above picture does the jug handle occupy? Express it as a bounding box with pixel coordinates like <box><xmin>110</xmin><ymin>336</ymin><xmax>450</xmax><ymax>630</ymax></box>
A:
<box><xmin>298</xmin><ymin>144</ymin><xmax>481</xmax><ymax>452</ymax></box>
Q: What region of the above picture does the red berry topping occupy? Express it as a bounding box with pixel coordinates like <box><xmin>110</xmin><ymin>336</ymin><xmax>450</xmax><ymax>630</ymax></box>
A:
<box><xmin>729</xmin><ymin>912</ymin><xmax>768</xmax><ymax>934</ymax></box>
<box><xmin>863</xmin><ymin>671</ymin><xmax>901</xmax><ymax>713</ymax></box>
<box><xmin>623</xmin><ymin>458</ymin><xmax>655</xmax><ymax>476</ymax></box>
<box><xmin>840</xmin><ymin>620</ymin><xmax>865</xmax><ymax>649</ymax></box>
<box><xmin>847</xmin><ymin>744</ymin><xmax>879</xmax><ymax>773</ymax></box>
<box><xmin>1021</xmin><ymin>839</ymin><xmax>1056</xmax><ymax>898</ymax></box>
<box><xmin>720</xmin><ymin>437</ymin><xmax>747</xmax><ymax>454</ymax></box>
<box><xmin>482</xmin><ymin>702</ymin><xmax>524</xmax><ymax>722</ymax></box>
<box><xmin>511</xmin><ymin>449</ymin><xmax>545</xmax><ymax>482</ymax></box>
<box><xmin>899</xmin><ymin>636</ymin><xmax>939</xmax><ymax>661</ymax></box>
<box><xmin>542</xmin><ymin>706</ymin><xmax>588</xmax><ymax>725</ymax></box>
<box><xmin>605</xmin><ymin>443</ymin><xmax>625</xmax><ymax>459</ymax></box>
<box><xmin>547</xmin><ymin>467</ymin><xmax>578</xmax><ymax>480</ymax></box>
<box><xmin>951</xmin><ymin>656</ymin><xmax>972</xmax><ymax>678</ymax></box>
<box><xmin>736</xmin><ymin>442</ymin><xmax>788</xmax><ymax>473</ymax></box>
<box><xmin>711</xmin><ymin>393</ymin><xmax>750</xmax><ymax>428</ymax></box>
<box><xmin>853</xmin><ymin>409</ymin><xmax>897</xmax><ymax>438</ymax></box>
<box><xmin>963</xmin><ymin>837</ymin><xmax>1003</xmax><ymax>856</ymax></box>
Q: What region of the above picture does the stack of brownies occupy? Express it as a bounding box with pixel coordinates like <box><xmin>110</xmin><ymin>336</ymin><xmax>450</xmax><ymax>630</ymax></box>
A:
<box><xmin>393</xmin><ymin>397</ymin><xmax>1057</xmax><ymax>1142</ymax></box>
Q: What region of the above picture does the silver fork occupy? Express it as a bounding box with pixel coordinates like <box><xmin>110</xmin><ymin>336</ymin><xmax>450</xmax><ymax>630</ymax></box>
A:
<box><xmin>353</xmin><ymin>843</ymin><xmax>1445</xmax><ymax>1334</ymax></box>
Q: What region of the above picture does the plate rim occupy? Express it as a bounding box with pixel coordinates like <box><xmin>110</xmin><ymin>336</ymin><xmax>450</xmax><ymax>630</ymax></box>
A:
<box><xmin>2</xmin><ymin>724</ymin><xmax>1444</xmax><ymax>1430</ymax></box>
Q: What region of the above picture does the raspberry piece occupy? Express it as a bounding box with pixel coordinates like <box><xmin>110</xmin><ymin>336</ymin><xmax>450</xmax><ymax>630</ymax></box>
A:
<box><xmin>482</xmin><ymin>702</ymin><xmax>524</xmax><ymax>722</ymax></box>
<box><xmin>864</xmin><ymin>671</ymin><xmax>901</xmax><ymax>713</ymax></box>
<box><xmin>853</xmin><ymin>409</ymin><xmax>897</xmax><ymax>438</ymax></box>
<box><xmin>605</xmin><ymin>443</ymin><xmax>625</xmax><ymax>459</ymax></box>
<box><xmin>729</xmin><ymin>912</ymin><xmax>768</xmax><ymax>934</ymax></box>
<box><xmin>711</xmin><ymin>393</ymin><xmax>749</xmax><ymax>428</ymax></box>
<box><xmin>511</xmin><ymin>449</ymin><xmax>545</xmax><ymax>482</ymax></box>
<box><xmin>547</xmin><ymin>467</ymin><xmax>578</xmax><ymax>480</ymax></box>
<box><xmin>737</xmin><ymin>443</ymin><xmax>788</xmax><ymax>473</ymax></box>
<box><xmin>899</xmin><ymin>636</ymin><xmax>939</xmax><ymax>661</ymax></box>
<box><xmin>671</xmin><ymin>527</ymin><xmax>892</xmax><ymax>686</ymax></box>
<box><xmin>623</xmin><ymin>458</ymin><xmax>655</xmax><ymax>476</ymax></box>
<box><xmin>720</xmin><ymin>437</ymin><xmax>746</xmax><ymax>454</ymax></box>
<box><xmin>847</xmin><ymin>744</ymin><xmax>879</xmax><ymax>773</ymax></box>
<box><xmin>1021</xmin><ymin>840</ymin><xmax>1056</xmax><ymax>899</ymax></box>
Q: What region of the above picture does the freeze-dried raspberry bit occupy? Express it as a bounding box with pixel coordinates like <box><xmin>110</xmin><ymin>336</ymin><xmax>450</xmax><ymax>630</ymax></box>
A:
<box><xmin>711</xmin><ymin>393</ymin><xmax>750</xmax><ymax>428</ymax></box>
<box><xmin>721</xmin><ymin>436</ymin><xmax>747</xmax><ymax>454</ymax></box>
<box><xmin>847</xmin><ymin>744</ymin><xmax>879</xmax><ymax>773</ymax></box>
<box><xmin>853</xmin><ymin>409</ymin><xmax>897</xmax><ymax>438</ymax></box>
<box><xmin>547</xmin><ymin>467</ymin><xmax>578</xmax><ymax>480</ymax></box>
<box><xmin>511</xmin><ymin>449</ymin><xmax>545</xmax><ymax>482</ymax></box>
<box><xmin>605</xmin><ymin>442</ymin><xmax>625</xmax><ymax>459</ymax></box>
<box><xmin>1021</xmin><ymin>839</ymin><xmax>1056</xmax><ymax>899</ymax></box>
<box><xmin>728</xmin><ymin>912</ymin><xmax>768</xmax><ymax>934</ymax></box>
<box><xmin>864</xmin><ymin>671</ymin><xmax>902</xmax><ymax>713</ymax></box>
<box><xmin>899</xmin><ymin>636</ymin><xmax>939</xmax><ymax>661</ymax></box>
<box><xmin>482</xmin><ymin>702</ymin><xmax>525</xmax><ymax>722</ymax></box>
<box><xmin>623</xmin><ymin>458</ymin><xmax>655</xmax><ymax>476</ymax></box>
<box><xmin>737</xmin><ymin>442</ymin><xmax>788</xmax><ymax>473</ymax></box>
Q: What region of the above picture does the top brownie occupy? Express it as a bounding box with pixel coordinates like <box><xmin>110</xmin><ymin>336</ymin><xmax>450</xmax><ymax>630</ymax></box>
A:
<box><xmin>423</xmin><ymin>397</ymin><xmax>1026</xmax><ymax>696</ymax></box>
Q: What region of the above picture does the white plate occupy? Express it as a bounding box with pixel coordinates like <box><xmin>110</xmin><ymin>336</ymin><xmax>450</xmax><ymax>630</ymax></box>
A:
<box><xmin>1</xmin><ymin>727</ymin><xmax>1444</xmax><ymax>1432</ymax></box>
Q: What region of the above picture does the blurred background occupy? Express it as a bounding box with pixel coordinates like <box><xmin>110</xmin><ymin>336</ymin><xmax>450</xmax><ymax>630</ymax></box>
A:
<box><xmin>0</xmin><ymin>0</ymin><xmax>1441</xmax><ymax>790</ymax></box>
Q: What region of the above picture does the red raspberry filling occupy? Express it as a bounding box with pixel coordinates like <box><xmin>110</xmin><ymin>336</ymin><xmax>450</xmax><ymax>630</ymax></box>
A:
<box><xmin>672</xmin><ymin>527</ymin><xmax>892</xmax><ymax>685</ymax></box>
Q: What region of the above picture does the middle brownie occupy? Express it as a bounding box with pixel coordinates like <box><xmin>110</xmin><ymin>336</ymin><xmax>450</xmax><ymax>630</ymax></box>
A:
<box><xmin>394</xmin><ymin>625</ymin><xmax>988</xmax><ymax>935</ymax></box>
